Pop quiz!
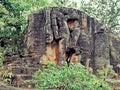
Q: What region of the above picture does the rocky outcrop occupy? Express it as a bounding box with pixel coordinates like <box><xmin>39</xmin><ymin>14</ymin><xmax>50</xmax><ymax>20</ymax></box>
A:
<box><xmin>23</xmin><ymin>7</ymin><xmax>111</xmax><ymax>71</ymax></box>
<box><xmin>110</xmin><ymin>36</ymin><xmax>120</xmax><ymax>73</ymax></box>
<box><xmin>94</xmin><ymin>28</ymin><xmax>110</xmax><ymax>70</ymax></box>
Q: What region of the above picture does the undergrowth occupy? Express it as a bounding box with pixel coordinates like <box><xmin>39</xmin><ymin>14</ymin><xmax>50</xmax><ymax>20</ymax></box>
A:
<box><xmin>32</xmin><ymin>62</ymin><xmax>112</xmax><ymax>90</ymax></box>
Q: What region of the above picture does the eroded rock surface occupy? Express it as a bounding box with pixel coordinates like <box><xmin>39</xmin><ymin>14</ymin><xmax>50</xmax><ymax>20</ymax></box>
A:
<box><xmin>23</xmin><ymin>7</ymin><xmax>110</xmax><ymax>70</ymax></box>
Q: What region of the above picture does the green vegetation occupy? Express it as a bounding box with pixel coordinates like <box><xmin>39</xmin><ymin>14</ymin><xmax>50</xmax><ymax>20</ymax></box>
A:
<box><xmin>0</xmin><ymin>0</ymin><xmax>55</xmax><ymax>54</ymax></box>
<box><xmin>32</xmin><ymin>62</ymin><xmax>112</xmax><ymax>90</ymax></box>
<box><xmin>0</xmin><ymin>69</ymin><xmax>13</xmax><ymax>84</ymax></box>
<box><xmin>81</xmin><ymin>0</ymin><xmax>120</xmax><ymax>36</ymax></box>
<box><xmin>97</xmin><ymin>65</ymin><xmax>116</xmax><ymax>80</ymax></box>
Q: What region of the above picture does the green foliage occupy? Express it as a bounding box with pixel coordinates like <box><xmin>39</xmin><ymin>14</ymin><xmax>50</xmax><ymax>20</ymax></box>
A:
<box><xmin>97</xmin><ymin>65</ymin><xmax>116</xmax><ymax>80</ymax></box>
<box><xmin>0</xmin><ymin>0</ymin><xmax>58</xmax><ymax>53</ymax></box>
<box><xmin>32</xmin><ymin>62</ymin><xmax>112</xmax><ymax>90</ymax></box>
<box><xmin>52</xmin><ymin>0</ymin><xmax>77</xmax><ymax>8</ymax></box>
<box><xmin>80</xmin><ymin>0</ymin><xmax>120</xmax><ymax>36</ymax></box>
<box><xmin>0</xmin><ymin>70</ymin><xmax>13</xmax><ymax>84</ymax></box>
<box><xmin>0</xmin><ymin>0</ymin><xmax>24</xmax><ymax>53</ymax></box>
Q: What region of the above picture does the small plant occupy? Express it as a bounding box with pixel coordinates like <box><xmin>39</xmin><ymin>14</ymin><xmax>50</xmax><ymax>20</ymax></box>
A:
<box><xmin>1</xmin><ymin>70</ymin><xmax>13</xmax><ymax>84</ymax></box>
<box><xmin>32</xmin><ymin>62</ymin><xmax>112</xmax><ymax>90</ymax></box>
<box><xmin>97</xmin><ymin>65</ymin><xmax>116</xmax><ymax>80</ymax></box>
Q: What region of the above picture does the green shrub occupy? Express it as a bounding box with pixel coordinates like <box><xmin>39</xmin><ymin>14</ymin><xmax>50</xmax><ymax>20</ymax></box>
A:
<box><xmin>97</xmin><ymin>65</ymin><xmax>116</xmax><ymax>80</ymax></box>
<box><xmin>32</xmin><ymin>62</ymin><xmax>112</xmax><ymax>90</ymax></box>
<box><xmin>0</xmin><ymin>46</ymin><xmax>13</xmax><ymax>67</ymax></box>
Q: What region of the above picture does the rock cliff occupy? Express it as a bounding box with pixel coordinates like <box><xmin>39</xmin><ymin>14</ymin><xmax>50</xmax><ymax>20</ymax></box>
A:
<box><xmin>23</xmin><ymin>7</ymin><xmax>113</xmax><ymax>71</ymax></box>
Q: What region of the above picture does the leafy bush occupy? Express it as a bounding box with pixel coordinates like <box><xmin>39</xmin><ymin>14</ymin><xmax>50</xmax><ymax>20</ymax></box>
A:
<box><xmin>97</xmin><ymin>65</ymin><xmax>116</xmax><ymax>79</ymax></box>
<box><xmin>0</xmin><ymin>46</ymin><xmax>14</xmax><ymax>67</ymax></box>
<box><xmin>32</xmin><ymin>62</ymin><xmax>112</xmax><ymax>90</ymax></box>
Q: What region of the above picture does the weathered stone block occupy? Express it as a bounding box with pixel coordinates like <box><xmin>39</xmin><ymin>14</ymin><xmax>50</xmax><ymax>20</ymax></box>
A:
<box><xmin>23</xmin><ymin>7</ymin><xmax>111</xmax><ymax>70</ymax></box>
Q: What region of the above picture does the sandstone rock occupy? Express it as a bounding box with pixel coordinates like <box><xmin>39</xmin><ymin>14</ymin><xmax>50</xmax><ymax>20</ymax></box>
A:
<box><xmin>110</xmin><ymin>36</ymin><xmax>120</xmax><ymax>73</ymax></box>
<box><xmin>23</xmin><ymin>7</ymin><xmax>111</xmax><ymax>70</ymax></box>
<box><xmin>94</xmin><ymin>28</ymin><xmax>110</xmax><ymax>70</ymax></box>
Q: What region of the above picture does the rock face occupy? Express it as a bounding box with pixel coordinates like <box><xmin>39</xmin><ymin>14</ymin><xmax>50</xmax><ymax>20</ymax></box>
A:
<box><xmin>23</xmin><ymin>7</ymin><xmax>110</xmax><ymax>70</ymax></box>
<box><xmin>110</xmin><ymin>36</ymin><xmax>120</xmax><ymax>72</ymax></box>
<box><xmin>94</xmin><ymin>29</ymin><xmax>110</xmax><ymax>70</ymax></box>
